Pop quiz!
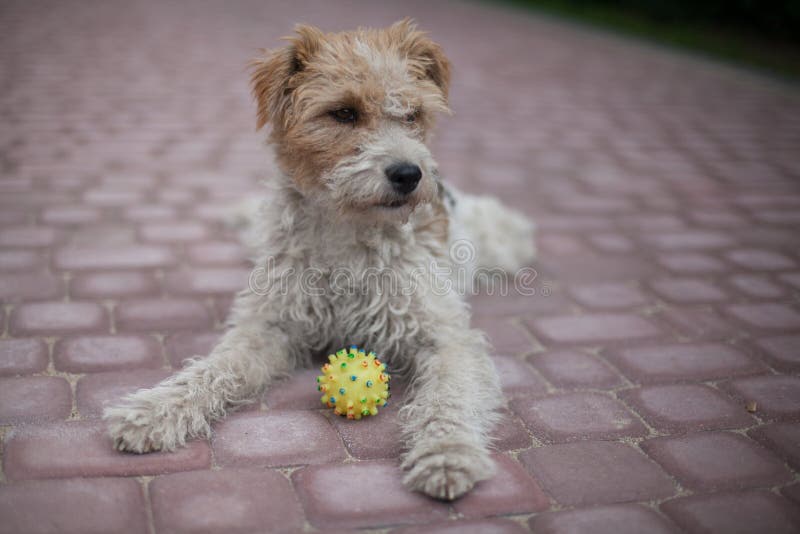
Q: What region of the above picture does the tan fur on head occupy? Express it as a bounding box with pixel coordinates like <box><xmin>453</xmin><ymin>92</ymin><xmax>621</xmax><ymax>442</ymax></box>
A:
<box><xmin>249</xmin><ymin>19</ymin><xmax>451</xmax><ymax>214</ymax></box>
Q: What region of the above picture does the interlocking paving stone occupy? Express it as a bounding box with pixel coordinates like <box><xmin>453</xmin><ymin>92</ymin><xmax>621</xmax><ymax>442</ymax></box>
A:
<box><xmin>779</xmin><ymin>272</ymin><xmax>800</xmax><ymax>289</ymax></box>
<box><xmin>3</xmin><ymin>421</ymin><xmax>211</xmax><ymax>480</ymax></box>
<box><xmin>452</xmin><ymin>453</ymin><xmax>549</xmax><ymax>517</ymax></box>
<box><xmin>70</xmin><ymin>271</ymin><xmax>160</xmax><ymax>299</ymax></box>
<box><xmin>0</xmin><ymin>227</ymin><xmax>58</xmax><ymax>248</ymax></box>
<box><xmin>528</xmin><ymin>313</ymin><xmax>662</xmax><ymax>345</ymax></box>
<box><xmin>0</xmin><ymin>250</ymin><xmax>40</xmax><ymax>271</ymax></box>
<box><xmin>41</xmin><ymin>205</ymin><xmax>102</xmax><ymax>224</ymax></box>
<box><xmin>587</xmin><ymin>233</ymin><xmax>635</xmax><ymax>253</ymax></box>
<box><xmin>492</xmin><ymin>355</ymin><xmax>548</xmax><ymax>395</ymax></box>
<box><xmin>658</xmin><ymin>307</ymin><xmax>741</xmax><ymax>340</ymax></box>
<box><xmin>84</xmin><ymin>188</ymin><xmax>142</xmax><ymax>207</ymax></box>
<box><xmin>10</xmin><ymin>301</ymin><xmax>108</xmax><ymax>336</ymax></box>
<box><xmin>662</xmin><ymin>490</ymin><xmax>800</xmax><ymax>534</ymax></box>
<box><xmin>529</xmin><ymin>350</ymin><xmax>623</xmax><ymax>389</ymax></box>
<box><xmin>115</xmin><ymin>298</ymin><xmax>213</xmax><ymax>332</ymax></box>
<box><xmin>649</xmin><ymin>278</ymin><xmax>727</xmax><ymax>303</ymax></box>
<box><xmin>647</xmin><ymin>231</ymin><xmax>734</xmax><ymax>250</ymax></box>
<box><xmin>0</xmin><ymin>478</ymin><xmax>148</xmax><ymax>534</ymax></box>
<box><xmin>329</xmin><ymin>406</ymin><xmax>403</xmax><ymax>459</ymax></box>
<box><xmin>512</xmin><ymin>392</ymin><xmax>646</xmax><ymax>443</ymax></box>
<box><xmin>186</xmin><ymin>241</ymin><xmax>249</xmax><ymax>265</ymax></box>
<box><xmin>470</xmin><ymin>291</ymin><xmax>570</xmax><ymax>318</ymax></box>
<box><xmin>606</xmin><ymin>342</ymin><xmax>762</xmax><ymax>383</ymax></box>
<box><xmin>725</xmin><ymin>303</ymin><xmax>800</xmax><ymax>330</ymax></box>
<box><xmin>0</xmin><ymin>272</ymin><xmax>62</xmax><ymax>302</ymax></box>
<box><xmin>0</xmin><ymin>376</ymin><xmax>72</xmax><ymax>424</ymax></box>
<box><xmin>568</xmin><ymin>282</ymin><xmax>649</xmax><ymax>309</ymax></box>
<box><xmin>530</xmin><ymin>504</ymin><xmax>679</xmax><ymax>534</ymax></box>
<box><xmin>124</xmin><ymin>205</ymin><xmax>178</xmax><ymax>221</ymax></box>
<box><xmin>641</xmin><ymin>432</ymin><xmax>791</xmax><ymax>492</ymax></box>
<box><xmin>390</xmin><ymin>518</ymin><xmax>527</xmax><ymax>534</ymax></box>
<box><xmin>212</xmin><ymin>411</ymin><xmax>347</xmax><ymax>467</ymax></box>
<box><xmin>150</xmin><ymin>469</ymin><xmax>304</xmax><ymax>534</ymax></box>
<box><xmin>725</xmin><ymin>249</ymin><xmax>796</xmax><ymax>270</ymax></box>
<box><xmin>748</xmin><ymin>422</ymin><xmax>800</xmax><ymax>470</ymax></box>
<box><xmin>753</xmin><ymin>335</ymin><xmax>800</xmax><ymax>371</ymax></box>
<box><xmin>140</xmin><ymin>221</ymin><xmax>208</xmax><ymax>242</ymax></box>
<box><xmin>519</xmin><ymin>441</ymin><xmax>675</xmax><ymax>506</ymax></box>
<box><xmin>264</xmin><ymin>368</ymin><xmax>328</xmax><ymax>410</ymax></box>
<box><xmin>656</xmin><ymin>253</ymin><xmax>727</xmax><ymax>274</ymax></box>
<box><xmin>292</xmin><ymin>460</ymin><xmax>450</xmax><ymax>529</ymax></box>
<box><xmin>0</xmin><ymin>338</ymin><xmax>48</xmax><ymax>376</ymax></box>
<box><xmin>782</xmin><ymin>483</ymin><xmax>800</xmax><ymax>506</ymax></box>
<box><xmin>728</xmin><ymin>274</ymin><xmax>786</xmax><ymax>299</ymax></box>
<box><xmin>54</xmin><ymin>334</ymin><xmax>163</xmax><ymax>373</ymax></box>
<box><xmin>723</xmin><ymin>375</ymin><xmax>800</xmax><ymax>421</ymax></box>
<box><xmin>75</xmin><ymin>369</ymin><xmax>171</xmax><ymax>417</ymax></box>
<box><xmin>54</xmin><ymin>244</ymin><xmax>177</xmax><ymax>270</ymax></box>
<box><xmin>620</xmin><ymin>384</ymin><xmax>755</xmax><ymax>432</ymax></box>
<box><xmin>163</xmin><ymin>267</ymin><xmax>250</xmax><ymax>295</ymax></box>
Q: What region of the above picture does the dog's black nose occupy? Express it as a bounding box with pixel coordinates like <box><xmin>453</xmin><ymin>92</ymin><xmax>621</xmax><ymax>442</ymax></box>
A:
<box><xmin>385</xmin><ymin>162</ymin><xmax>422</xmax><ymax>195</ymax></box>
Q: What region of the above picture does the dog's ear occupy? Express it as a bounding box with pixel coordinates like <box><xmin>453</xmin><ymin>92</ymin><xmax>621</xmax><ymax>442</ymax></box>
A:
<box><xmin>390</xmin><ymin>18</ymin><xmax>451</xmax><ymax>101</ymax></box>
<box><xmin>250</xmin><ymin>24</ymin><xmax>325</xmax><ymax>130</ymax></box>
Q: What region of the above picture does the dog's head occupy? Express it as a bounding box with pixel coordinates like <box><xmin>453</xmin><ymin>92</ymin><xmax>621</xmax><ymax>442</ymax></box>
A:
<box><xmin>250</xmin><ymin>19</ymin><xmax>450</xmax><ymax>220</ymax></box>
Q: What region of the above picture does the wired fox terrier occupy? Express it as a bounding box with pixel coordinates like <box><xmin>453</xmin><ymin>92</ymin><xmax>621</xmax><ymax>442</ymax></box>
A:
<box><xmin>104</xmin><ymin>19</ymin><xmax>535</xmax><ymax>500</ymax></box>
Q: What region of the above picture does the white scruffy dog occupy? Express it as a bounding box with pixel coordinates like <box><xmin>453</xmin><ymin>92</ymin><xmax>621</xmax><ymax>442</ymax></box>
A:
<box><xmin>104</xmin><ymin>19</ymin><xmax>535</xmax><ymax>501</ymax></box>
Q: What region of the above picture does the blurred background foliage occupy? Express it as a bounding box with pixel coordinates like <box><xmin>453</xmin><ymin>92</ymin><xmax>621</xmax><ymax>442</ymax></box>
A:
<box><xmin>500</xmin><ymin>0</ymin><xmax>800</xmax><ymax>80</ymax></box>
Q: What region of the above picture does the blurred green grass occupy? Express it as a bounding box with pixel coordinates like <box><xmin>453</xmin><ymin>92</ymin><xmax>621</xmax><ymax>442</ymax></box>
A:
<box><xmin>493</xmin><ymin>0</ymin><xmax>800</xmax><ymax>81</ymax></box>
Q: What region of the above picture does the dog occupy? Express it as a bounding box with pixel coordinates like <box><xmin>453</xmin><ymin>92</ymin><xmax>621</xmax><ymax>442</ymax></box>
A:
<box><xmin>104</xmin><ymin>19</ymin><xmax>535</xmax><ymax>501</ymax></box>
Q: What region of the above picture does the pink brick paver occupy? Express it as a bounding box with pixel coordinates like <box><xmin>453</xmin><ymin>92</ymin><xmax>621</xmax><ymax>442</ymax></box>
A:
<box><xmin>620</xmin><ymin>383</ymin><xmax>755</xmax><ymax>432</ymax></box>
<box><xmin>606</xmin><ymin>342</ymin><xmax>763</xmax><ymax>383</ymax></box>
<box><xmin>392</xmin><ymin>518</ymin><xmax>528</xmax><ymax>533</ymax></box>
<box><xmin>292</xmin><ymin>460</ymin><xmax>450</xmax><ymax>529</ymax></box>
<box><xmin>529</xmin><ymin>349</ymin><xmax>624</xmax><ymax>389</ymax></box>
<box><xmin>512</xmin><ymin>392</ymin><xmax>647</xmax><ymax>443</ymax></box>
<box><xmin>749</xmin><ymin>422</ymin><xmax>800</xmax><ymax>470</ymax></box>
<box><xmin>2</xmin><ymin>0</ymin><xmax>800</xmax><ymax>530</ymax></box>
<box><xmin>0</xmin><ymin>478</ymin><xmax>148</xmax><ymax>534</ymax></box>
<box><xmin>530</xmin><ymin>504</ymin><xmax>679</xmax><ymax>534</ymax></box>
<box><xmin>149</xmin><ymin>469</ymin><xmax>304</xmax><ymax>534</ymax></box>
<box><xmin>3</xmin><ymin>421</ymin><xmax>211</xmax><ymax>481</ymax></box>
<box><xmin>519</xmin><ymin>441</ymin><xmax>676</xmax><ymax>506</ymax></box>
<box><xmin>451</xmin><ymin>454</ymin><xmax>550</xmax><ymax>518</ymax></box>
<box><xmin>0</xmin><ymin>376</ymin><xmax>72</xmax><ymax>425</ymax></box>
<box><xmin>642</xmin><ymin>432</ymin><xmax>792</xmax><ymax>492</ymax></box>
<box><xmin>54</xmin><ymin>334</ymin><xmax>163</xmax><ymax>373</ymax></box>
<box><xmin>211</xmin><ymin>411</ymin><xmax>347</xmax><ymax>467</ymax></box>
<box><xmin>662</xmin><ymin>490</ymin><xmax>800</xmax><ymax>534</ymax></box>
<box><xmin>0</xmin><ymin>339</ymin><xmax>48</xmax><ymax>376</ymax></box>
<box><xmin>723</xmin><ymin>375</ymin><xmax>800</xmax><ymax>421</ymax></box>
<box><xmin>75</xmin><ymin>369</ymin><xmax>172</xmax><ymax>417</ymax></box>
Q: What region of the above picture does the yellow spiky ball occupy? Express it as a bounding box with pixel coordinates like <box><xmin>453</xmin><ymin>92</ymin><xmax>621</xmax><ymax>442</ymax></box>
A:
<box><xmin>317</xmin><ymin>346</ymin><xmax>390</xmax><ymax>420</ymax></box>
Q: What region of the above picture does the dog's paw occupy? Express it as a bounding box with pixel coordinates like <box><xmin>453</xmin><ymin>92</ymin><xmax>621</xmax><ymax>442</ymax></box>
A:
<box><xmin>401</xmin><ymin>445</ymin><xmax>495</xmax><ymax>501</ymax></box>
<box><xmin>103</xmin><ymin>396</ymin><xmax>198</xmax><ymax>454</ymax></box>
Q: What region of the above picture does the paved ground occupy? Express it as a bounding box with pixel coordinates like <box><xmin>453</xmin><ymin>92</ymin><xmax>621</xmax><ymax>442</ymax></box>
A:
<box><xmin>1</xmin><ymin>0</ymin><xmax>800</xmax><ymax>532</ymax></box>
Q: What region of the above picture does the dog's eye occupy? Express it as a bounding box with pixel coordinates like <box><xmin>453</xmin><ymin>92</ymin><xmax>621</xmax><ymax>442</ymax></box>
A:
<box><xmin>331</xmin><ymin>108</ymin><xmax>357</xmax><ymax>124</ymax></box>
<box><xmin>405</xmin><ymin>110</ymin><xmax>420</xmax><ymax>123</ymax></box>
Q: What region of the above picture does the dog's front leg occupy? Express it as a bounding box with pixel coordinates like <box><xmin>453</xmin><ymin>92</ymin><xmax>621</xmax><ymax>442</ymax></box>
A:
<box><xmin>104</xmin><ymin>321</ymin><xmax>293</xmax><ymax>453</ymax></box>
<box><xmin>400</xmin><ymin>327</ymin><xmax>502</xmax><ymax>500</ymax></box>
